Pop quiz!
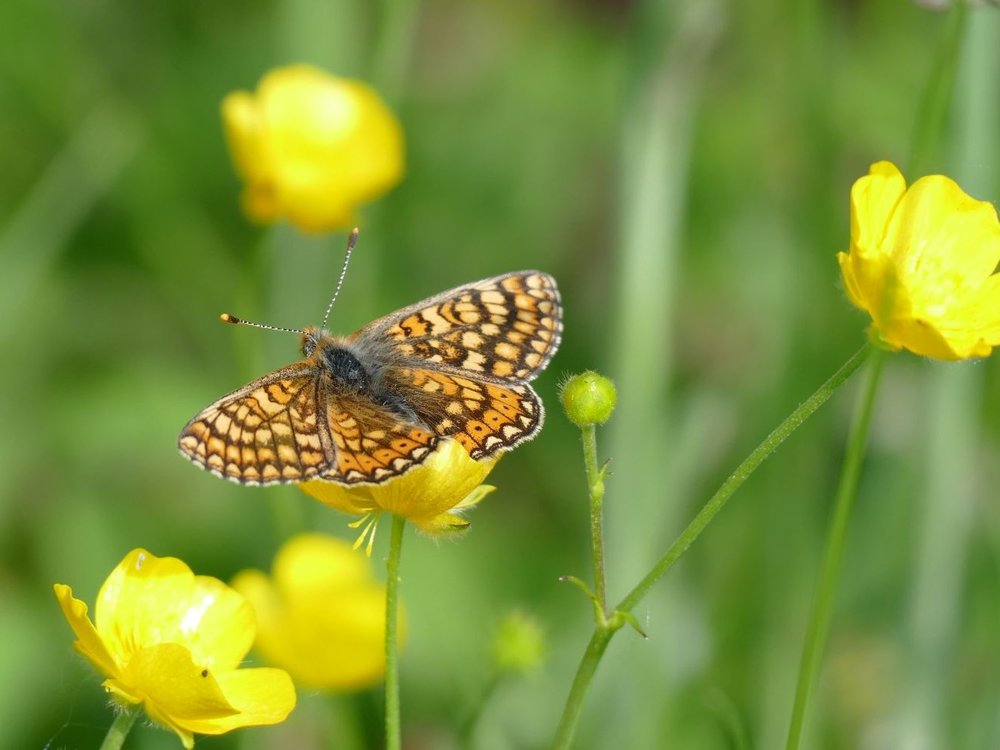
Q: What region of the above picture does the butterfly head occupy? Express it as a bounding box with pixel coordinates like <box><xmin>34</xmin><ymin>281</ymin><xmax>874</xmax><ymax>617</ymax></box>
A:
<box><xmin>301</xmin><ymin>325</ymin><xmax>325</xmax><ymax>357</ymax></box>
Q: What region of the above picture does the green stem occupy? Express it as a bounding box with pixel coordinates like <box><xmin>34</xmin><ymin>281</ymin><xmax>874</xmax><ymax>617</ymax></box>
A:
<box><xmin>551</xmin><ymin>627</ymin><xmax>616</xmax><ymax>750</ymax></box>
<box><xmin>617</xmin><ymin>343</ymin><xmax>871</xmax><ymax>614</ymax></box>
<box><xmin>784</xmin><ymin>346</ymin><xmax>887</xmax><ymax>750</ymax></box>
<box><xmin>551</xmin><ymin>344</ymin><xmax>871</xmax><ymax>748</ymax></box>
<box><xmin>582</xmin><ymin>424</ymin><xmax>608</xmax><ymax>616</ymax></box>
<box><xmin>98</xmin><ymin>704</ymin><xmax>141</xmax><ymax>750</ymax></box>
<box><xmin>384</xmin><ymin>514</ymin><xmax>406</xmax><ymax>750</ymax></box>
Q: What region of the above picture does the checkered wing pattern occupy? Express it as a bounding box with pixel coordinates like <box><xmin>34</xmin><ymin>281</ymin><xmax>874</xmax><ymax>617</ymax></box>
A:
<box><xmin>368</xmin><ymin>271</ymin><xmax>562</xmax><ymax>382</ymax></box>
<box><xmin>178</xmin><ymin>365</ymin><xmax>327</xmax><ymax>485</ymax></box>
<box><xmin>179</xmin><ymin>271</ymin><xmax>562</xmax><ymax>486</ymax></box>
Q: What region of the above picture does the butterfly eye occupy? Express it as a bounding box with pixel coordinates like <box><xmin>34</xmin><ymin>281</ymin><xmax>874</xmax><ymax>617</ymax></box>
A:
<box><xmin>301</xmin><ymin>328</ymin><xmax>319</xmax><ymax>356</ymax></box>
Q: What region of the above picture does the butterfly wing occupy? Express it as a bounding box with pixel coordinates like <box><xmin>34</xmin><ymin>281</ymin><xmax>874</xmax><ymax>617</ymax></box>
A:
<box><xmin>318</xmin><ymin>380</ymin><xmax>438</xmax><ymax>485</ymax></box>
<box><xmin>384</xmin><ymin>367</ymin><xmax>543</xmax><ymax>460</ymax></box>
<box><xmin>179</xmin><ymin>271</ymin><xmax>562</xmax><ymax>485</ymax></box>
<box><xmin>178</xmin><ymin>363</ymin><xmax>330</xmax><ymax>485</ymax></box>
<box><xmin>360</xmin><ymin>270</ymin><xmax>562</xmax><ymax>383</ymax></box>
<box><xmin>352</xmin><ymin>271</ymin><xmax>561</xmax><ymax>461</ymax></box>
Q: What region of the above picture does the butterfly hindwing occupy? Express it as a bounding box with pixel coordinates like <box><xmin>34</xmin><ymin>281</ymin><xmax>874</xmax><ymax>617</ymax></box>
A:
<box><xmin>318</xmin><ymin>383</ymin><xmax>438</xmax><ymax>485</ymax></box>
<box><xmin>384</xmin><ymin>367</ymin><xmax>543</xmax><ymax>460</ymax></box>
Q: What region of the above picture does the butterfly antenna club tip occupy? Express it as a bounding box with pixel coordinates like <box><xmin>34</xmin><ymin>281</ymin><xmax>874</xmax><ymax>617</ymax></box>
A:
<box><xmin>219</xmin><ymin>312</ymin><xmax>301</xmax><ymax>334</ymax></box>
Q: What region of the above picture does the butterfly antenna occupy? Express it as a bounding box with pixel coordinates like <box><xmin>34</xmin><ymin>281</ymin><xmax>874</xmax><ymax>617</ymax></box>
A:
<box><xmin>321</xmin><ymin>227</ymin><xmax>360</xmax><ymax>330</ymax></box>
<box><xmin>218</xmin><ymin>313</ymin><xmax>302</xmax><ymax>335</ymax></box>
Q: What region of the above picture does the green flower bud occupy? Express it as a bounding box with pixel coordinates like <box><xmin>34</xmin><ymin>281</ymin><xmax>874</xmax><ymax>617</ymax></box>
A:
<box><xmin>492</xmin><ymin>610</ymin><xmax>545</xmax><ymax>675</ymax></box>
<box><xmin>560</xmin><ymin>371</ymin><xmax>617</xmax><ymax>427</ymax></box>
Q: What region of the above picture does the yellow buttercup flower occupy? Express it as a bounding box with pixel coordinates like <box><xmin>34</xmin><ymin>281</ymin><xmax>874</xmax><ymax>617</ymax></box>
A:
<box><xmin>301</xmin><ymin>438</ymin><xmax>498</xmax><ymax>549</ymax></box>
<box><xmin>222</xmin><ymin>64</ymin><xmax>404</xmax><ymax>233</ymax></box>
<box><xmin>54</xmin><ymin>549</ymin><xmax>295</xmax><ymax>749</ymax></box>
<box><xmin>838</xmin><ymin>161</ymin><xmax>1000</xmax><ymax>360</ymax></box>
<box><xmin>232</xmin><ymin>533</ymin><xmax>396</xmax><ymax>690</ymax></box>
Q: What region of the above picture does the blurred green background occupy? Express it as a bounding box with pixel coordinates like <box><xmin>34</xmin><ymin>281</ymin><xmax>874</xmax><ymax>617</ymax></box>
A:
<box><xmin>1</xmin><ymin>1</ymin><xmax>998</xmax><ymax>748</ymax></box>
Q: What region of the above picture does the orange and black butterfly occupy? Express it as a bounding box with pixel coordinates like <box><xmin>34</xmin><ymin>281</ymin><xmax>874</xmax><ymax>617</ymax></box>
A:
<box><xmin>178</xmin><ymin>243</ymin><xmax>562</xmax><ymax>486</ymax></box>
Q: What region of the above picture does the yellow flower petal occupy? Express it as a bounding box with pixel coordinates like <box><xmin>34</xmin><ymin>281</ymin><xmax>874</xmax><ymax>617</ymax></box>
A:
<box><xmin>301</xmin><ymin>439</ymin><xmax>498</xmax><ymax>534</ymax></box>
<box><xmin>838</xmin><ymin>161</ymin><xmax>1000</xmax><ymax>360</ymax></box>
<box><xmin>53</xmin><ymin>583</ymin><xmax>120</xmax><ymax>680</ymax></box>
<box><xmin>54</xmin><ymin>549</ymin><xmax>296</xmax><ymax>746</ymax></box>
<box><xmin>96</xmin><ymin>549</ymin><xmax>255</xmax><ymax>672</ymax></box>
<box><xmin>222</xmin><ymin>64</ymin><xmax>404</xmax><ymax>234</ymax></box>
<box><xmin>414</xmin><ymin>484</ymin><xmax>497</xmax><ymax>535</ymax></box>
<box><xmin>117</xmin><ymin>642</ymin><xmax>237</xmax><ymax>720</ymax></box>
<box><xmin>232</xmin><ymin>534</ymin><xmax>392</xmax><ymax>690</ymax></box>
<box><xmin>173</xmin><ymin>668</ymin><xmax>296</xmax><ymax>736</ymax></box>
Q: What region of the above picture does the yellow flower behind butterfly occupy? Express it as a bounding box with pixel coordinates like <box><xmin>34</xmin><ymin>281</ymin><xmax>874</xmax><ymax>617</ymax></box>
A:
<box><xmin>838</xmin><ymin>161</ymin><xmax>1000</xmax><ymax>360</ymax></box>
<box><xmin>222</xmin><ymin>64</ymin><xmax>404</xmax><ymax>233</ymax></box>
<box><xmin>302</xmin><ymin>438</ymin><xmax>498</xmax><ymax>550</ymax></box>
<box><xmin>54</xmin><ymin>549</ymin><xmax>295</xmax><ymax>749</ymax></box>
<box><xmin>232</xmin><ymin>533</ymin><xmax>396</xmax><ymax>691</ymax></box>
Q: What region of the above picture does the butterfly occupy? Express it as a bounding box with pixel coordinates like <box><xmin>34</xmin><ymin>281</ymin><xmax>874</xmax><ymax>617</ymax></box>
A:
<box><xmin>178</xmin><ymin>265</ymin><xmax>562</xmax><ymax>486</ymax></box>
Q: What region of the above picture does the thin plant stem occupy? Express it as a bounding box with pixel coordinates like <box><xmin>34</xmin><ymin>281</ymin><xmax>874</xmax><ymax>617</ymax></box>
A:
<box><xmin>784</xmin><ymin>346</ymin><xmax>886</xmax><ymax>750</ymax></box>
<box><xmin>582</xmin><ymin>424</ymin><xmax>608</xmax><ymax>615</ymax></box>
<box><xmin>384</xmin><ymin>513</ymin><xmax>406</xmax><ymax>750</ymax></box>
<box><xmin>617</xmin><ymin>343</ymin><xmax>871</xmax><ymax>614</ymax></box>
<box><xmin>551</xmin><ymin>344</ymin><xmax>871</xmax><ymax>749</ymax></box>
<box><xmin>551</xmin><ymin>628</ymin><xmax>616</xmax><ymax>750</ymax></box>
<box><xmin>98</xmin><ymin>704</ymin><xmax>141</xmax><ymax>750</ymax></box>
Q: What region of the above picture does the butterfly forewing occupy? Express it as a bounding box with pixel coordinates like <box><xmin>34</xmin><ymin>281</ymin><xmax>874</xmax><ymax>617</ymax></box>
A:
<box><xmin>370</xmin><ymin>271</ymin><xmax>562</xmax><ymax>382</ymax></box>
<box><xmin>179</xmin><ymin>271</ymin><xmax>562</xmax><ymax>486</ymax></box>
<box><xmin>178</xmin><ymin>364</ymin><xmax>329</xmax><ymax>485</ymax></box>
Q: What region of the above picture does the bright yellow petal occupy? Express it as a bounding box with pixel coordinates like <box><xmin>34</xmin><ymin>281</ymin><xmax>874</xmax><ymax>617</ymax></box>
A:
<box><xmin>888</xmin><ymin>175</ymin><xmax>1000</xmax><ymax>287</ymax></box>
<box><xmin>220</xmin><ymin>92</ymin><xmax>267</xmax><ymax>184</ymax></box>
<box><xmin>409</xmin><ymin>484</ymin><xmax>497</xmax><ymax>535</ymax></box>
<box><xmin>836</xmin><ymin>250</ymin><xmax>867</xmax><ymax>311</ymax></box>
<box><xmin>96</xmin><ymin>549</ymin><xmax>254</xmax><ymax>672</ymax></box>
<box><xmin>839</xmin><ymin>160</ymin><xmax>1000</xmax><ymax>361</ymax></box>
<box><xmin>300</xmin><ymin>480</ymin><xmax>375</xmax><ymax>515</ymax></box>
<box><xmin>221</xmin><ymin>64</ymin><xmax>404</xmax><ymax>233</ymax></box>
<box><xmin>53</xmin><ymin>583</ymin><xmax>120</xmax><ymax>680</ymax></box>
<box><xmin>301</xmin><ymin>439</ymin><xmax>498</xmax><ymax>528</ymax></box>
<box><xmin>118</xmin><ymin>642</ymin><xmax>237</xmax><ymax>720</ymax></box>
<box><xmin>233</xmin><ymin>534</ymin><xmax>392</xmax><ymax>690</ymax></box>
<box><xmin>849</xmin><ymin>161</ymin><xmax>906</xmax><ymax>257</ymax></box>
<box><xmin>879</xmin><ymin>317</ymin><xmax>960</xmax><ymax>360</ymax></box>
<box><xmin>174</xmin><ymin>668</ymin><xmax>296</xmax><ymax>735</ymax></box>
<box><xmin>273</xmin><ymin>533</ymin><xmax>375</xmax><ymax>593</ymax></box>
<box><xmin>371</xmin><ymin>439</ymin><xmax>499</xmax><ymax>521</ymax></box>
<box><xmin>251</xmin><ymin>586</ymin><xmax>388</xmax><ymax>690</ymax></box>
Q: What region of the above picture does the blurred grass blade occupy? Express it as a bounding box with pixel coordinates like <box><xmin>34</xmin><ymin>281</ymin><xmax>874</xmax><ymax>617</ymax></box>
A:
<box><xmin>895</xmin><ymin>7</ymin><xmax>998</xmax><ymax>747</ymax></box>
<box><xmin>0</xmin><ymin>102</ymin><xmax>141</xmax><ymax>333</ymax></box>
